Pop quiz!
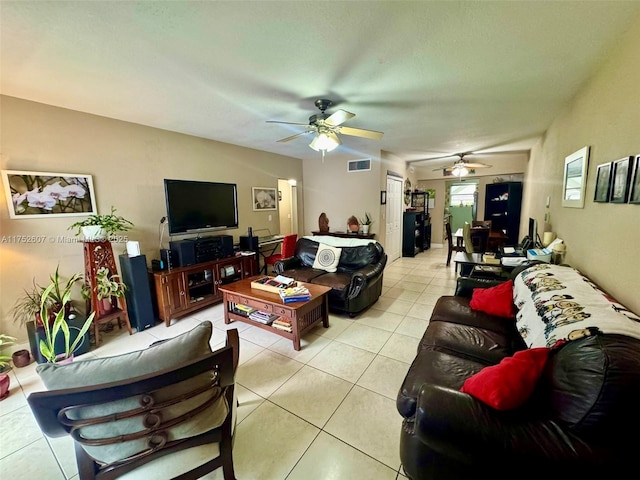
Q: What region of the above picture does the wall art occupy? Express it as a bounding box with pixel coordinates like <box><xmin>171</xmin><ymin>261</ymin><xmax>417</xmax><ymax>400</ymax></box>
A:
<box><xmin>562</xmin><ymin>146</ymin><xmax>589</xmax><ymax>208</ymax></box>
<box><xmin>252</xmin><ymin>187</ymin><xmax>277</xmax><ymax>211</ymax></box>
<box><xmin>610</xmin><ymin>156</ymin><xmax>632</xmax><ymax>203</ymax></box>
<box><xmin>593</xmin><ymin>162</ymin><xmax>613</xmax><ymax>203</ymax></box>
<box><xmin>2</xmin><ymin>170</ymin><xmax>97</xmax><ymax>219</ymax></box>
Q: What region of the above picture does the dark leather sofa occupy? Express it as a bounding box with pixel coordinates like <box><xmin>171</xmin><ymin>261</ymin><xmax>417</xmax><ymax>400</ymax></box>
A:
<box><xmin>274</xmin><ymin>237</ymin><xmax>386</xmax><ymax>317</ymax></box>
<box><xmin>397</xmin><ymin>270</ymin><xmax>640</xmax><ymax>479</ymax></box>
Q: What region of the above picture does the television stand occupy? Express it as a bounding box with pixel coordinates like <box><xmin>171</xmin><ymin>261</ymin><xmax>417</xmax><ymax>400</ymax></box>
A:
<box><xmin>152</xmin><ymin>253</ymin><xmax>256</xmax><ymax>326</ymax></box>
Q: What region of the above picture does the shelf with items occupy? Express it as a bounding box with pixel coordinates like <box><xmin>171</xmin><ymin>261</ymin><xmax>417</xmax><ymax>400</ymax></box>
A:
<box><xmin>484</xmin><ymin>182</ymin><xmax>522</xmax><ymax>247</ymax></box>
<box><xmin>152</xmin><ymin>254</ymin><xmax>257</xmax><ymax>326</ymax></box>
<box><xmin>403</xmin><ymin>210</ymin><xmax>426</xmax><ymax>257</ymax></box>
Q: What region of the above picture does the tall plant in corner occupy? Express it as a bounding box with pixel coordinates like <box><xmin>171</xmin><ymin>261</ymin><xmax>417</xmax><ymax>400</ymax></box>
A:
<box><xmin>38</xmin><ymin>281</ymin><xmax>95</xmax><ymax>363</ymax></box>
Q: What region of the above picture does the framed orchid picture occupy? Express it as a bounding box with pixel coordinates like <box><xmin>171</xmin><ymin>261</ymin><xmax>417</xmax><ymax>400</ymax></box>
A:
<box><xmin>2</xmin><ymin>170</ymin><xmax>97</xmax><ymax>219</ymax></box>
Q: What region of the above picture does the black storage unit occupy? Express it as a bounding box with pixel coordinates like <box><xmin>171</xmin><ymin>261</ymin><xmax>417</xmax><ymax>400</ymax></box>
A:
<box><xmin>484</xmin><ymin>181</ymin><xmax>523</xmax><ymax>246</ymax></box>
<box><xmin>119</xmin><ymin>254</ymin><xmax>157</xmax><ymax>332</ymax></box>
<box><xmin>403</xmin><ymin>211</ymin><xmax>426</xmax><ymax>257</ymax></box>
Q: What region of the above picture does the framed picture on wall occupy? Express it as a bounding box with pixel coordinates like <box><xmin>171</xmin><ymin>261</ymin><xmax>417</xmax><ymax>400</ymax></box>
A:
<box><xmin>252</xmin><ymin>187</ymin><xmax>277</xmax><ymax>211</ymax></box>
<box><xmin>610</xmin><ymin>156</ymin><xmax>632</xmax><ymax>203</ymax></box>
<box><xmin>562</xmin><ymin>146</ymin><xmax>589</xmax><ymax>208</ymax></box>
<box><xmin>628</xmin><ymin>155</ymin><xmax>640</xmax><ymax>204</ymax></box>
<box><xmin>593</xmin><ymin>162</ymin><xmax>613</xmax><ymax>203</ymax></box>
<box><xmin>1</xmin><ymin>170</ymin><xmax>97</xmax><ymax>219</ymax></box>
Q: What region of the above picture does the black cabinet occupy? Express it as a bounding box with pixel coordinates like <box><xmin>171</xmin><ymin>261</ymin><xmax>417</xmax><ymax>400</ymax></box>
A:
<box><xmin>403</xmin><ymin>211</ymin><xmax>426</xmax><ymax>257</ymax></box>
<box><xmin>484</xmin><ymin>182</ymin><xmax>523</xmax><ymax>246</ymax></box>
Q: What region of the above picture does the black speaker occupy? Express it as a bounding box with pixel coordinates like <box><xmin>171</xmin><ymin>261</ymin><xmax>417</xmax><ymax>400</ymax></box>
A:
<box><xmin>119</xmin><ymin>254</ymin><xmax>157</xmax><ymax>332</ymax></box>
<box><xmin>170</xmin><ymin>240</ymin><xmax>196</xmax><ymax>267</ymax></box>
<box><xmin>27</xmin><ymin>314</ymin><xmax>91</xmax><ymax>364</ymax></box>
<box><xmin>160</xmin><ymin>248</ymin><xmax>174</xmax><ymax>270</ymax></box>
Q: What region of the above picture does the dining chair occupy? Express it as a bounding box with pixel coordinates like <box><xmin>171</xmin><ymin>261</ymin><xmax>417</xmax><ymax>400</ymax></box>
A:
<box><xmin>265</xmin><ymin>234</ymin><xmax>297</xmax><ymax>273</ymax></box>
<box><xmin>472</xmin><ymin>219</ymin><xmax>492</xmax><ymax>230</ymax></box>
<box><xmin>469</xmin><ymin>226</ymin><xmax>490</xmax><ymax>253</ymax></box>
<box><xmin>445</xmin><ymin>221</ymin><xmax>465</xmax><ymax>266</ymax></box>
<box><xmin>28</xmin><ymin>323</ymin><xmax>239</xmax><ymax>480</ymax></box>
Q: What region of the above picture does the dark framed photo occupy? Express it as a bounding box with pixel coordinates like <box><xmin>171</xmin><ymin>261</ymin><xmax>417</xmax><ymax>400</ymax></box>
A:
<box><xmin>610</xmin><ymin>156</ymin><xmax>633</xmax><ymax>203</ymax></box>
<box><xmin>380</xmin><ymin>190</ymin><xmax>387</xmax><ymax>205</ymax></box>
<box><xmin>629</xmin><ymin>155</ymin><xmax>640</xmax><ymax>204</ymax></box>
<box><xmin>593</xmin><ymin>162</ymin><xmax>613</xmax><ymax>202</ymax></box>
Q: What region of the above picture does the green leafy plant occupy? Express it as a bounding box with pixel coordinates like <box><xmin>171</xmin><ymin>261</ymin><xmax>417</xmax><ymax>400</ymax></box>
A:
<box><xmin>0</xmin><ymin>334</ymin><xmax>17</xmax><ymax>370</ymax></box>
<box><xmin>94</xmin><ymin>267</ymin><xmax>127</xmax><ymax>300</ymax></box>
<box><xmin>38</xmin><ymin>282</ymin><xmax>95</xmax><ymax>363</ymax></box>
<box><xmin>359</xmin><ymin>212</ymin><xmax>374</xmax><ymax>226</ymax></box>
<box><xmin>68</xmin><ymin>206</ymin><xmax>134</xmax><ymax>237</ymax></box>
<box><xmin>9</xmin><ymin>265</ymin><xmax>82</xmax><ymax>327</ymax></box>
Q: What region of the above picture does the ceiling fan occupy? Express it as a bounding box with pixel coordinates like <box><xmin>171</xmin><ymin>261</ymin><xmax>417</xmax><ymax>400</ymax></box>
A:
<box><xmin>426</xmin><ymin>152</ymin><xmax>493</xmax><ymax>177</ymax></box>
<box><xmin>266</xmin><ymin>99</ymin><xmax>383</xmax><ymax>158</ymax></box>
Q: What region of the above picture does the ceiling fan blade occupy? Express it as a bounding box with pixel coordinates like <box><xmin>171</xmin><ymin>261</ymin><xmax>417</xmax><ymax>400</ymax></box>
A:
<box><xmin>266</xmin><ymin>120</ymin><xmax>310</xmax><ymax>126</ymax></box>
<box><xmin>325</xmin><ymin>109</ymin><xmax>355</xmax><ymax>126</ymax></box>
<box><xmin>339</xmin><ymin>126</ymin><xmax>384</xmax><ymax>140</ymax></box>
<box><xmin>463</xmin><ymin>162</ymin><xmax>492</xmax><ymax>168</ymax></box>
<box><xmin>277</xmin><ymin>131</ymin><xmax>314</xmax><ymax>143</ymax></box>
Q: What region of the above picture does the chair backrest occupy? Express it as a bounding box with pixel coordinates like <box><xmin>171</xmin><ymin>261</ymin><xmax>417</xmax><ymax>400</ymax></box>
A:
<box><xmin>28</xmin><ymin>329</ymin><xmax>239</xmax><ymax>480</ymax></box>
<box><xmin>445</xmin><ymin>221</ymin><xmax>453</xmax><ymax>253</ymax></box>
<box><xmin>470</xmin><ymin>227</ymin><xmax>490</xmax><ymax>253</ymax></box>
<box><xmin>281</xmin><ymin>234</ymin><xmax>298</xmax><ymax>258</ymax></box>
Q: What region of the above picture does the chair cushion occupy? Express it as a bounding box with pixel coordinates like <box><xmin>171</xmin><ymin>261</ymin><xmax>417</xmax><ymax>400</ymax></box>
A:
<box><xmin>36</xmin><ymin>321</ymin><xmax>229</xmax><ymax>464</ymax></box>
<box><xmin>312</xmin><ymin>244</ymin><xmax>342</xmax><ymax>272</ymax></box>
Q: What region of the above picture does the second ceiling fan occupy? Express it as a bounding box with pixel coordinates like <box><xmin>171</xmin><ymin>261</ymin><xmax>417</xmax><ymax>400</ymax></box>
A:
<box><xmin>427</xmin><ymin>152</ymin><xmax>493</xmax><ymax>177</ymax></box>
<box><xmin>267</xmin><ymin>99</ymin><xmax>383</xmax><ymax>157</ymax></box>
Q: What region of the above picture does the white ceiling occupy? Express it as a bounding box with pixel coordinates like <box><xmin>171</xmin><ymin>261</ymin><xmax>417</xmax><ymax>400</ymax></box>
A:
<box><xmin>2</xmin><ymin>1</ymin><xmax>639</xmax><ymax>167</ymax></box>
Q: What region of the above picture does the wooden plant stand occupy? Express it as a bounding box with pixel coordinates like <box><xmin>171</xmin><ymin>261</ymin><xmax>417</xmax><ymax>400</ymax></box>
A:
<box><xmin>83</xmin><ymin>241</ymin><xmax>132</xmax><ymax>347</ymax></box>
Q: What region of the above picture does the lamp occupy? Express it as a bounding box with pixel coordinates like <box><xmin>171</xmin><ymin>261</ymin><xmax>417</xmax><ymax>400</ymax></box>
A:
<box><xmin>451</xmin><ymin>164</ymin><xmax>469</xmax><ymax>177</ymax></box>
<box><xmin>309</xmin><ymin>130</ymin><xmax>340</xmax><ymax>153</ymax></box>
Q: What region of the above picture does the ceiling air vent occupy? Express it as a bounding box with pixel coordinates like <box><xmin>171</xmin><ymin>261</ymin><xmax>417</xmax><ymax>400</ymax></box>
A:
<box><xmin>347</xmin><ymin>158</ymin><xmax>371</xmax><ymax>172</ymax></box>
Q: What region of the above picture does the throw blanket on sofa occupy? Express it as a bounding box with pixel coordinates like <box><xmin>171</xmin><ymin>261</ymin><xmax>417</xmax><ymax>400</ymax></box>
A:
<box><xmin>303</xmin><ymin>235</ymin><xmax>380</xmax><ymax>248</ymax></box>
<box><xmin>513</xmin><ymin>264</ymin><xmax>640</xmax><ymax>347</ymax></box>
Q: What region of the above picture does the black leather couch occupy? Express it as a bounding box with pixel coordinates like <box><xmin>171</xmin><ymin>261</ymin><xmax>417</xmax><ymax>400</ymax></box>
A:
<box><xmin>274</xmin><ymin>237</ymin><xmax>386</xmax><ymax>317</ymax></box>
<box><xmin>397</xmin><ymin>271</ymin><xmax>640</xmax><ymax>479</ymax></box>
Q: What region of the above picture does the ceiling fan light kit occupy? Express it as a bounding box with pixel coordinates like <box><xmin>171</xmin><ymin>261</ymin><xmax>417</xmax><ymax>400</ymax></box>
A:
<box><xmin>268</xmin><ymin>98</ymin><xmax>383</xmax><ymax>158</ymax></box>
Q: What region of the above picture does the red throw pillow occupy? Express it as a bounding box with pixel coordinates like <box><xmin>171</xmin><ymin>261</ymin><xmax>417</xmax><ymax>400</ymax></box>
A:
<box><xmin>460</xmin><ymin>347</ymin><xmax>551</xmax><ymax>410</ymax></box>
<box><xmin>469</xmin><ymin>279</ymin><xmax>514</xmax><ymax>318</ymax></box>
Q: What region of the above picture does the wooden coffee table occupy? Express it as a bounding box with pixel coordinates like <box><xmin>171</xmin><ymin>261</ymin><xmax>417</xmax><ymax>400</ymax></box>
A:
<box><xmin>219</xmin><ymin>276</ymin><xmax>331</xmax><ymax>350</ymax></box>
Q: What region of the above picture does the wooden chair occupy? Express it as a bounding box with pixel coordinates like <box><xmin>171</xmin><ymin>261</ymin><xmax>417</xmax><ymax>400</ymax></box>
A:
<box><xmin>469</xmin><ymin>227</ymin><xmax>490</xmax><ymax>253</ymax></box>
<box><xmin>445</xmin><ymin>221</ymin><xmax>464</xmax><ymax>266</ymax></box>
<box><xmin>264</xmin><ymin>234</ymin><xmax>297</xmax><ymax>273</ymax></box>
<box><xmin>28</xmin><ymin>328</ymin><xmax>239</xmax><ymax>480</ymax></box>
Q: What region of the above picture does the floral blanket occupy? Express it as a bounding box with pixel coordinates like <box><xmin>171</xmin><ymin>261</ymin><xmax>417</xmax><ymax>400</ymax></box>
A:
<box><xmin>513</xmin><ymin>264</ymin><xmax>640</xmax><ymax>348</ymax></box>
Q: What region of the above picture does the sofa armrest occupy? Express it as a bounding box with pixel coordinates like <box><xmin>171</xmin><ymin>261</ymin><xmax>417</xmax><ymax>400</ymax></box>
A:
<box><xmin>413</xmin><ymin>383</ymin><xmax>595</xmax><ymax>465</ymax></box>
<box><xmin>454</xmin><ymin>277</ymin><xmax>505</xmax><ymax>298</ymax></box>
<box><xmin>347</xmin><ymin>254</ymin><xmax>387</xmax><ymax>299</ymax></box>
<box><xmin>274</xmin><ymin>256</ymin><xmax>302</xmax><ymax>274</ymax></box>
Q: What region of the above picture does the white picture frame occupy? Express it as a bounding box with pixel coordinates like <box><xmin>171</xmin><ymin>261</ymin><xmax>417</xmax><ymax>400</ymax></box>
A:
<box><xmin>252</xmin><ymin>187</ymin><xmax>277</xmax><ymax>211</ymax></box>
<box><xmin>2</xmin><ymin>170</ymin><xmax>98</xmax><ymax>219</ymax></box>
<box><xmin>562</xmin><ymin>146</ymin><xmax>590</xmax><ymax>208</ymax></box>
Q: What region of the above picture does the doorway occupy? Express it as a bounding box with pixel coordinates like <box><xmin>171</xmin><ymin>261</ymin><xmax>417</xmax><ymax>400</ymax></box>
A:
<box><xmin>278</xmin><ymin>178</ymin><xmax>298</xmax><ymax>236</ymax></box>
<box><xmin>446</xmin><ymin>180</ymin><xmax>479</xmax><ymax>234</ymax></box>
<box><xmin>385</xmin><ymin>175</ymin><xmax>403</xmax><ymax>262</ymax></box>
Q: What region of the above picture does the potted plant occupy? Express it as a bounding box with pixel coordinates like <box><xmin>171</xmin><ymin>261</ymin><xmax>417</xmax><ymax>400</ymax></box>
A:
<box><xmin>359</xmin><ymin>212</ymin><xmax>374</xmax><ymax>234</ymax></box>
<box><xmin>38</xmin><ymin>282</ymin><xmax>95</xmax><ymax>364</ymax></box>
<box><xmin>0</xmin><ymin>334</ymin><xmax>17</xmax><ymax>399</ymax></box>
<box><xmin>68</xmin><ymin>205</ymin><xmax>134</xmax><ymax>241</ymax></box>
<box><xmin>93</xmin><ymin>267</ymin><xmax>127</xmax><ymax>314</ymax></box>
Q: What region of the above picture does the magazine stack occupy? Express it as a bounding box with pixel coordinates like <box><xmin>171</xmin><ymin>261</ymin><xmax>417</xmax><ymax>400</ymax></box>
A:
<box><xmin>249</xmin><ymin>310</ymin><xmax>279</xmax><ymax>325</ymax></box>
<box><xmin>271</xmin><ymin>317</ymin><xmax>293</xmax><ymax>333</ymax></box>
<box><xmin>278</xmin><ymin>286</ymin><xmax>311</xmax><ymax>304</ymax></box>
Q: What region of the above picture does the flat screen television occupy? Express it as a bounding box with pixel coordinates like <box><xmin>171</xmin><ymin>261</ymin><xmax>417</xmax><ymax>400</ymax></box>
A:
<box><xmin>164</xmin><ymin>179</ymin><xmax>238</xmax><ymax>235</ymax></box>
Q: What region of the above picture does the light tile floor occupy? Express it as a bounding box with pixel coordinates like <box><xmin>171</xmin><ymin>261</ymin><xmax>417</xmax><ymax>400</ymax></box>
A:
<box><xmin>0</xmin><ymin>247</ymin><xmax>457</xmax><ymax>479</ymax></box>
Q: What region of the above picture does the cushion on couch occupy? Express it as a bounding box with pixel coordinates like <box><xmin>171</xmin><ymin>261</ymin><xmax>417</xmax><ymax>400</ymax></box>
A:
<box><xmin>312</xmin><ymin>243</ymin><xmax>342</xmax><ymax>272</ymax></box>
<box><xmin>469</xmin><ymin>279</ymin><xmax>515</xmax><ymax>318</ymax></box>
<box><xmin>460</xmin><ymin>347</ymin><xmax>550</xmax><ymax>410</ymax></box>
<box><xmin>36</xmin><ymin>321</ymin><xmax>228</xmax><ymax>464</ymax></box>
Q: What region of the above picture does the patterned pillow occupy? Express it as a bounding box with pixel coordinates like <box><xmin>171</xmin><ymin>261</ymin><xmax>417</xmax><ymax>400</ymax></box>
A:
<box><xmin>312</xmin><ymin>243</ymin><xmax>342</xmax><ymax>272</ymax></box>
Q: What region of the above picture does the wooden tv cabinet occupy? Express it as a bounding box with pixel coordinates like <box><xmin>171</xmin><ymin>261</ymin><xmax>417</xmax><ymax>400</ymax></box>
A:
<box><xmin>152</xmin><ymin>254</ymin><xmax>256</xmax><ymax>326</ymax></box>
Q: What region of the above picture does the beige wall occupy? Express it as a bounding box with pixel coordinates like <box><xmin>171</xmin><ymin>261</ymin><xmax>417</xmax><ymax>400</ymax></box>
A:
<box><xmin>523</xmin><ymin>18</ymin><xmax>640</xmax><ymax>315</ymax></box>
<box><xmin>303</xmin><ymin>150</ymin><xmax>382</xmax><ymax>237</ymax></box>
<box><xmin>0</xmin><ymin>96</ymin><xmax>303</xmax><ymax>341</ymax></box>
